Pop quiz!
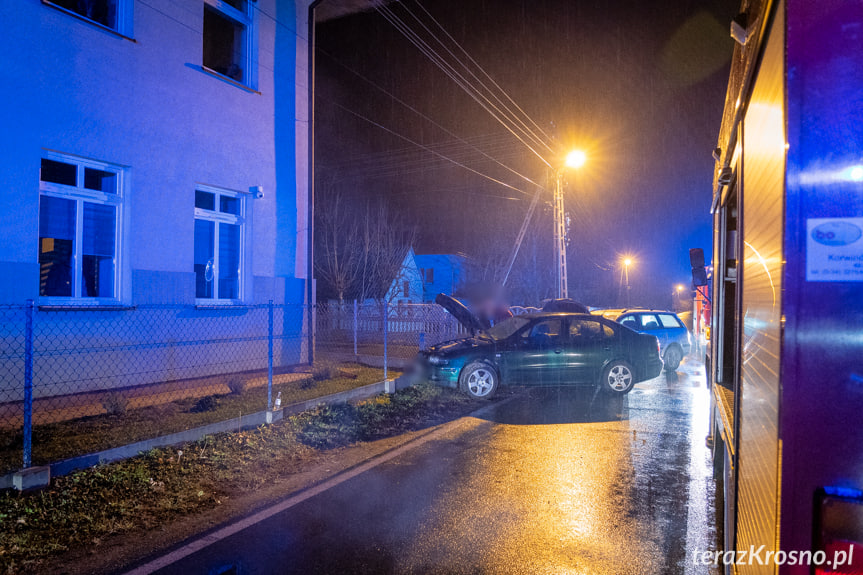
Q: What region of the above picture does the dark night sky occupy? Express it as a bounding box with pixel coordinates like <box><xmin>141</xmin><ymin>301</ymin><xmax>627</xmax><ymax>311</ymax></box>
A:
<box><xmin>314</xmin><ymin>0</ymin><xmax>738</xmax><ymax>307</ymax></box>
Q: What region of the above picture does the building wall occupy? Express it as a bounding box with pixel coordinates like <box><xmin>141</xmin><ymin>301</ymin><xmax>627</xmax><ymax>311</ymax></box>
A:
<box><xmin>414</xmin><ymin>254</ymin><xmax>465</xmax><ymax>302</ymax></box>
<box><xmin>0</xmin><ymin>0</ymin><xmax>315</xmax><ymax>398</ymax></box>
<box><xmin>387</xmin><ymin>248</ymin><xmax>423</xmax><ymax>305</ymax></box>
<box><xmin>0</xmin><ymin>0</ymin><xmax>310</xmax><ymax>305</ymax></box>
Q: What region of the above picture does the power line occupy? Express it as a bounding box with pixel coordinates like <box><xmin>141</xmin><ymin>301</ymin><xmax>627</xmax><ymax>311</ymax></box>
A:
<box><xmin>411</xmin><ymin>0</ymin><xmax>556</xmax><ymax>150</ymax></box>
<box><xmin>402</xmin><ymin>0</ymin><xmax>555</xmax><ymax>155</ymax></box>
<box><xmin>374</xmin><ymin>3</ymin><xmax>555</xmax><ymax>169</ymax></box>
<box><xmin>317</xmin><ymin>48</ymin><xmax>546</xmax><ymax>190</ymax></box>
<box><xmin>319</xmin><ymin>97</ymin><xmax>535</xmax><ymax>197</ymax></box>
<box><xmin>376</xmin><ymin>2</ymin><xmax>553</xmax><ymax>162</ymax></box>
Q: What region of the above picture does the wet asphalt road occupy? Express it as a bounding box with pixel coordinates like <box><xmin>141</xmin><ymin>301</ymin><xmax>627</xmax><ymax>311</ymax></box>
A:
<box><xmin>147</xmin><ymin>358</ymin><xmax>719</xmax><ymax>575</ymax></box>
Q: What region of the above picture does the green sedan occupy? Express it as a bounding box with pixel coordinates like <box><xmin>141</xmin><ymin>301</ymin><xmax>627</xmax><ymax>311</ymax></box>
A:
<box><xmin>420</xmin><ymin>295</ymin><xmax>664</xmax><ymax>400</ymax></box>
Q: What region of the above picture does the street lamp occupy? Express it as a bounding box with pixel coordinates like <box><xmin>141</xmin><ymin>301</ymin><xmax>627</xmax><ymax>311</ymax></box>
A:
<box><xmin>623</xmin><ymin>257</ymin><xmax>633</xmax><ymax>307</ymax></box>
<box><xmin>554</xmin><ymin>149</ymin><xmax>586</xmax><ymax>299</ymax></box>
<box><xmin>675</xmin><ymin>284</ymin><xmax>684</xmax><ymax>310</ymax></box>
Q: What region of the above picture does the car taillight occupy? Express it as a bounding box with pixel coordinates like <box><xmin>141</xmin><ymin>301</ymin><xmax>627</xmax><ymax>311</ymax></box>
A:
<box><xmin>815</xmin><ymin>487</ymin><xmax>863</xmax><ymax>574</ymax></box>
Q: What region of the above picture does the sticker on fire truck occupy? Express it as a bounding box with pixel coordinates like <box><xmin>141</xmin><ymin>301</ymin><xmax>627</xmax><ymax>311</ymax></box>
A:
<box><xmin>807</xmin><ymin>217</ymin><xmax>863</xmax><ymax>281</ymax></box>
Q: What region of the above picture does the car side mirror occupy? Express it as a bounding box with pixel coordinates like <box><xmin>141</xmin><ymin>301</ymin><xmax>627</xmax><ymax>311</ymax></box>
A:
<box><xmin>690</xmin><ymin>248</ymin><xmax>709</xmax><ymax>287</ymax></box>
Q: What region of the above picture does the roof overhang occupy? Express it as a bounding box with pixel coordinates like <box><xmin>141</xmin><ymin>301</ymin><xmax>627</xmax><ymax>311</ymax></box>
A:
<box><xmin>315</xmin><ymin>0</ymin><xmax>399</xmax><ymax>22</ymax></box>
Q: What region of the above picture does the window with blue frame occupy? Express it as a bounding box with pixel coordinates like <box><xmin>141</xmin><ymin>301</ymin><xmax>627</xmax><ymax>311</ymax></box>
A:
<box><xmin>194</xmin><ymin>186</ymin><xmax>244</xmax><ymax>302</ymax></box>
<box><xmin>38</xmin><ymin>154</ymin><xmax>123</xmax><ymax>302</ymax></box>
<box><xmin>202</xmin><ymin>0</ymin><xmax>255</xmax><ymax>87</ymax></box>
<box><xmin>44</xmin><ymin>0</ymin><xmax>133</xmax><ymax>35</ymax></box>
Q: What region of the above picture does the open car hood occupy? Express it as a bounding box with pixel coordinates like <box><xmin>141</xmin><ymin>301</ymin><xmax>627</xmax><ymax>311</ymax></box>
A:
<box><xmin>434</xmin><ymin>293</ymin><xmax>486</xmax><ymax>335</ymax></box>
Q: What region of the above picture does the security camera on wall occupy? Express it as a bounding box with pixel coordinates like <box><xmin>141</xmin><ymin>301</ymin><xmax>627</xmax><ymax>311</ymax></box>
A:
<box><xmin>251</xmin><ymin>185</ymin><xmax>264</xmax><ymax>199</ymax></box>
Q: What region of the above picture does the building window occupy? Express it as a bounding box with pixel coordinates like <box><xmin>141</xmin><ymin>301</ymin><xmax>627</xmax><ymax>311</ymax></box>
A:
<box><xmin>425</xmin><ymin>268</ymin><xmax>434</xmax><ymax>283</ymax></box>
<box><xmin>44</xmin><ymin>0</ymin><xmax>132</xmax><ymax>35</ymax></box>
<box><xmin>38</xmin><ymin>154</ymin><xmax>124</xmax><ymax>302</ymax></box>
<box><xmin>403</xmin><ymin>281</ymin><xmax>410</xmax><ymax>298</ymax></box>
<box><xmin>203</xmin><ymin>0</ymin><xmax>254</xmax><ymax>86</ymax></box>
<box><xmin>194</xmin><ymin>186</ymin><xmax>244</xmax><ymax>302</ymax></box>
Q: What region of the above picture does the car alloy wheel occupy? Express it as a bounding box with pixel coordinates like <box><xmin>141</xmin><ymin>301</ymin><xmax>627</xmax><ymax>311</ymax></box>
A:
<box><xmin>603</xmin><ymin>361</ymin><xmax>634</xmax><ymax>394</ymax></box>
<box><xmin>460</xmin><ymin>361</ymin><xmax>498</xmax><ymax>399</ymax></box>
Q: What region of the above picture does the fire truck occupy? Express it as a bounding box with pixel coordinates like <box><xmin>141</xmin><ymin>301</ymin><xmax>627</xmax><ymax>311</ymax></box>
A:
<box><xmin>697</xmin><ymin>0</ymin><xmax>863</xmax><ymax>573</ymax></box>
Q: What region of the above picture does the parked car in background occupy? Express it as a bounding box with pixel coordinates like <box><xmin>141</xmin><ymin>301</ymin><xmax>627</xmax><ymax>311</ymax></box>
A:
<box><xmin>541</xmin><ymin>298</ymin><xmax>590</xmax><ymax>313</ymax></box>
<box><xmin>418</xmin><ymin>295</ymin><xmax>664</xmax><ymax>399</ymax></box>
<box><xmin>592</xmin><ymin>309</ymin><xmax>691</xmax><ymax>371</ymax></box>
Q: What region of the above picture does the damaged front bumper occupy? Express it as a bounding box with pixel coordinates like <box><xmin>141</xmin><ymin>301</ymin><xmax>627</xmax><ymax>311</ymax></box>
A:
<box><xmin>413</xmin><ymin>353</ymin><xmax>461</xmax><ymax>388</ymax></box>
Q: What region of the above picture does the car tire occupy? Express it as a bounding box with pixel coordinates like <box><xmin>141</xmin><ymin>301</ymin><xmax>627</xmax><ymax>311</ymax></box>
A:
<box><xmin>459</xmin><ymin>361</ymin><xmax>499</xmax><ymax>400</ymax></box>
<box><xmin>663</xmin><ymin>345</ymin><xmax>683</xmax><ymax>372</ymax></box>
<box><xmin>601</xmin><ymin>360</ymin><xmax>636</xmax><ymax>394</ymax></box>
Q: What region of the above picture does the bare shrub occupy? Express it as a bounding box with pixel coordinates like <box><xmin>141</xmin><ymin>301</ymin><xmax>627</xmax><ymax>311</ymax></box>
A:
<box><xmin>190</xmin><ymin>395</ymin><xmax>219</xmax><ymax>413</ymax></box>
<box><xmin>101</xmin><ymin>392</ymin><xmax>129</xmax><ymax>416</ymax></box>
<box><xmin>311</xmin><ymin>363</ymin><xmax>337</xmax><ymax>381</ymax></box>
<box><xmin>226</xmin><ymin>376</ymin><xmax>247</xmax><ymax>395</ymax></box>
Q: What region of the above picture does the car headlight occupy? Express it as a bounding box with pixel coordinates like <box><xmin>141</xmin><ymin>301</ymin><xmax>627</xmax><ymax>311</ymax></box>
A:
<box><xmin>427</xmin><ymin>355</ymin><xmax>449</xmax><ymax>366</ymax></box>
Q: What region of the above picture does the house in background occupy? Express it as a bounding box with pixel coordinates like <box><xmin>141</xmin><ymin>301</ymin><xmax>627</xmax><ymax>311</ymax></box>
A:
<box><xmin>414</xmin><ymin>254</ymin><xmax>467</xmax><ymax>303</ymax></box>
<box><xmin>0</xmin><ymin>0</ymin><xmax>315</xmax><ymax>398</ymax></box>
<box><xmin>386</xmin><ymin>247</ymin><xmax>424</xmax><ymax>306</ymax></box>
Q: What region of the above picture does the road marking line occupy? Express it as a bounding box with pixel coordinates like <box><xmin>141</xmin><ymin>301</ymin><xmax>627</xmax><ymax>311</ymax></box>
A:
<box><xmin>122</xmin><ymin>393</ymin><xmax>520</xmax><ymax>575</ymax></box>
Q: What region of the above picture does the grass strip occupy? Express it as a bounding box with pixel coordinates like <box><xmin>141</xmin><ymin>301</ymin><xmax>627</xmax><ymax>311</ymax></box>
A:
<box><xmin>0</xmin><ymin>366</ymin><xmax>393</xmax><ymax>475</ymax></box>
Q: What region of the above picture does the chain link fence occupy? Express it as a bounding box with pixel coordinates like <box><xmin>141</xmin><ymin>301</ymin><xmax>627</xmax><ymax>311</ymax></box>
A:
<box><xmin>0</xmin><ymin>300</ymin><xmax>464</xmax><ymax>476</ymax></box>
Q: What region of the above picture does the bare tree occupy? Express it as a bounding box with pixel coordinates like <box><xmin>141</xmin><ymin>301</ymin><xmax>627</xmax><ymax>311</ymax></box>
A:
<box><xmin>315</xmin><ymin>190</ymin><xmax>362</xmax><ymax>303</ymax></box>
<box><xmin>315</xmin><ymin>186</ymin><xmax>416</xmax><ymax>303</ymax></box>
<box><xmin>356</xmin><ymin>201</ymin><xmax>417</xmax><ymax>303</ymax></box>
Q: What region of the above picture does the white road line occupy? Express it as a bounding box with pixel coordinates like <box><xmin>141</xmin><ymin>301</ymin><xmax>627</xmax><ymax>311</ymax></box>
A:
<box><xmin>122</xmin><ymin>394</ymin><xmax>519</xmax><ymax>575</ymax></box>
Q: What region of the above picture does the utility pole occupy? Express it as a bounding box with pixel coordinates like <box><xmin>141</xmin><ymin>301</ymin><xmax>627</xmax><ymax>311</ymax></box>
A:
<box><xmin>624</xmin><ymin>258</ymin><xmax>632</xmax><ymax>307</ymax></box>
<box><xmin>553</xmin><ymin>171</ymin><xmax>568</xmax><ymax>299</ymax></box>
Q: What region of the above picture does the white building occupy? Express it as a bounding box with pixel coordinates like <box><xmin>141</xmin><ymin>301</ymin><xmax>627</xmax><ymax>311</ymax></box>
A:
<box><xmin>0</xmin><ymin>0</ymin><xmax>317</xmax><ymax>398</ymax></box>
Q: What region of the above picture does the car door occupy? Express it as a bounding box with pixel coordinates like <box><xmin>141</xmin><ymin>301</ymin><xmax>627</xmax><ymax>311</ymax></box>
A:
<box><xmin>561</xmin><ymin>318</ymin><xmax>618</xmax><ymax>383</ymax></box>
<box><xmin>499</xmin><ymin>318</ymin><xmax>564</xmax><ymax>385</ymax></box>
<box><xmin>656</xmin><ymin>312</ymin><xmax>689</xmax><ymax>351</ymax></box>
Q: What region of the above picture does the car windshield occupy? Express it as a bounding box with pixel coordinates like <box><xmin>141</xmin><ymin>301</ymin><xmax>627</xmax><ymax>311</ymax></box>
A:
<box><xmin>486</xmin><ymin>316</ymin><xmax>531</xmax><ymax>340</ymax></box>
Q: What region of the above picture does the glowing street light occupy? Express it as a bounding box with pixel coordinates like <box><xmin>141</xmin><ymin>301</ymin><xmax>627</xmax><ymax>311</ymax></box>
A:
<box><xmin>565</xmin><ymin>149</ymin><xmax>587</xmax><ymax>169</ymax></box>
<box><xmin>553</xmin><ymin>150</ymin><xmax>587</xmax><ymax>298</ymax></box>
<box><xmin>674</xmin><ymin>284</ymin><xmax>686</xmax><ymax>311</ymax></box>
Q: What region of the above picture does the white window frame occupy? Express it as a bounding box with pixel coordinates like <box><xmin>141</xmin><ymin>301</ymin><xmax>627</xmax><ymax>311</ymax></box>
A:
<box><xmin>42</xmin><ymin>0</ymin><xmax>134</xmax><ymax>38</ymax></box>
<box><xmin>194</xmin><ymin>184</ymin><xmax>246</xmax><ymax>305</ymax></box>
<box><xmin>202</xmin><ymin>0</ymin><xmax>257</xmax><ymax>90</ymax></box>
<box><xmin>38</xmin><ymin>151</ymin><xmax>125</xmax><ymax>306</ymax></box>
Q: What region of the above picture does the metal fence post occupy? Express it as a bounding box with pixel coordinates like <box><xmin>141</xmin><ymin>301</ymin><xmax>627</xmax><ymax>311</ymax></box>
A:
<box><xmin>267</xmin><ymin>300</ymin><xmax>274</xmax><ymax>410</ymax></box>
<box><xmin>23</xmin><ymin>299</ymin><xmax>34</xmax><ymax>469</ymax></box>
<box><xmin>382</xmin><ymin>301</ymin><xmax>388</xmax><ymax>381</ymax></box>
<box><xmin>353</xmin><ymin>299</ymin><xmax>358</xmax><ymax>356</ymax></box>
